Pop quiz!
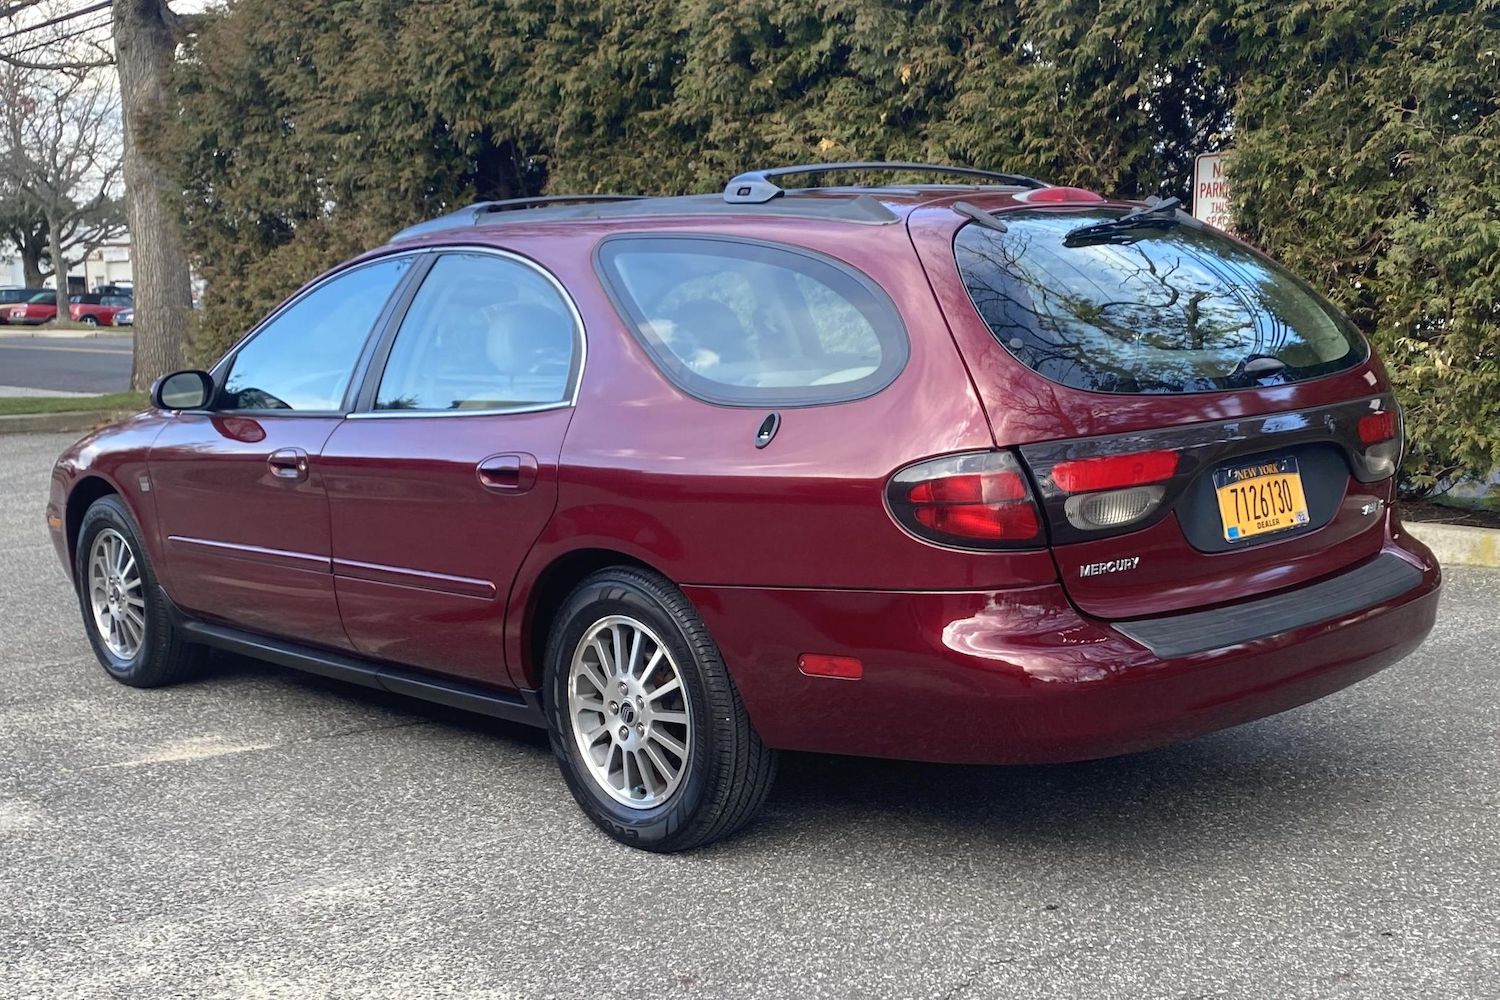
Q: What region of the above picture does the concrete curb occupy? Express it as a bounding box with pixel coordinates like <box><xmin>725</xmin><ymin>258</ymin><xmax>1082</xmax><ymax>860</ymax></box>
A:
<box><xmin>0</xmin><ymin>328</ymin><xmax>132</xmax><ymax>340</ymax></box>
<box><xmin>0</xmin><ymin>410</ymin><xmax>127</xmax><ymax>436</ymax></box>
<box><xmin>1405</xmin><ymin>521</ymin><xmax>1500</xmax><ymax>569</ymax></box>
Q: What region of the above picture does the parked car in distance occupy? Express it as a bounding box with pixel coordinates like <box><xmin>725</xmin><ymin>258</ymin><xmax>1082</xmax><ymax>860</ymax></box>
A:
<box><xmin>7</xmin><ymin>290</ymin><xmax>60</xmax><ymax>325</ymax></box>
<box><xmin>68</xmin><ymin>294</ymin><xmax>133</xmax><ymax>327</ymax></box>
<box><xmin>114</xmin><ymin>306</ymin><xmax>134</xmax><ymax>327</ymax></box>
<box><xmin>93</xmin><ymin>283</ymin><xmax>133</xmax><ymax>299</ymax></box>
<box><xmin>0</xmin><ymin>287</ymin><xmax>48</xmax><ymax>324</ymax></box>
<box><xmin>47</xmin><ymin>162</ymin><xmax>1441</xmax><ymax>852</ymax></box>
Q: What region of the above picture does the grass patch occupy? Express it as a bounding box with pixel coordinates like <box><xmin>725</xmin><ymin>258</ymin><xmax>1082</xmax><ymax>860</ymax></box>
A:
<box><xmin>0</xmin><ymin>392</ymin><xmax>147</xmax><ymax>416</ymax></box>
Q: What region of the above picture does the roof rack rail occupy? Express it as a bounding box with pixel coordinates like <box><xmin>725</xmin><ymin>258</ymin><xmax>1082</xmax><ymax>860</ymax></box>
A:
<box><xmin>392</xmin><ymin>194</ymin><xmax>645</xmax><ymax>240</ymax></box>
<box><xmin>722</xmin><ymin>162</ymin><xmax>1050</xmax><ymax>204</ymax></box>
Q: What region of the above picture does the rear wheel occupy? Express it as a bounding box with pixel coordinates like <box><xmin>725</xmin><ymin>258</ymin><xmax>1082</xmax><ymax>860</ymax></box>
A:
<box><xmin>544</xmin><ymin>567</ymin><xmax>777</xmax><ymax>851</ymax></box>
<box><xmin>81</xmin><ymin>315</ymin><xmax>99</xmax><ymax>327</ymax></box>
<box><xmin>75</xmin><ymin>495</ymin><xmax>204</xmax><ymax>687</ymax></box>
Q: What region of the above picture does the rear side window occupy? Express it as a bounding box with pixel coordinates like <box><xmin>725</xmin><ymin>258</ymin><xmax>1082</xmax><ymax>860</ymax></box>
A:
<box><xmin>597</xmin><ymin>236</ymin><xmax>908</xmax><ymax>406</ymax></box>
<box><xmin>955</xmin><ymin>210</ymin><xmax>1367</xmax><ymax>394</ymax></box>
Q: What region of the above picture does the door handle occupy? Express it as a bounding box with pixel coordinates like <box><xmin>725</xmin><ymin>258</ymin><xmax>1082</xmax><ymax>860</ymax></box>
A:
<box><xmin>267</xmin><ymin>447</ymin><xmax>310</xmax><ymax>481</ymax></box>
<box><xmin>476</xmin><ymin>453</ymin><xmax>538</xmax><ymax>494</ymax></box>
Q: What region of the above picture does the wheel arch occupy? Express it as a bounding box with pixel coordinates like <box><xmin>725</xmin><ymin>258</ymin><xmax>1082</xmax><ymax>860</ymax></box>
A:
<box><xmin>64</xmin><ymin>475</ymin><xmax>121</xmax><ymax>577</ymax></box>
<box><xmin>511</xmin><ymin>547</ymin><xmax>663</xmax><ymax>691</ymax></box>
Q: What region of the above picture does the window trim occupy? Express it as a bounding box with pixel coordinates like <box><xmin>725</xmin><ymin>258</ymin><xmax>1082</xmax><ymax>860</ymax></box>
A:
<box><xmin>593</xmin><ymin>232</ymin><xmax>911</xmax><ymax>409</ymax></box>
<box><xmin>204</xmin><ymin>250</ymin><xmax>425</xmax><ymax>418</ymax></box>
<box><xmin>346</xmin><ymin>245</ymin><xmax>588</xmax><ymax>420</ymax></box>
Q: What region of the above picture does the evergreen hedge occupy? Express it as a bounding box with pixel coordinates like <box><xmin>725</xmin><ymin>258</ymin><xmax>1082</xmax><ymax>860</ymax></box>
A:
<box><xmin>168</xmin><ymin>0</ymin><xmax>1499</xmax><ymax>485</ymax></box>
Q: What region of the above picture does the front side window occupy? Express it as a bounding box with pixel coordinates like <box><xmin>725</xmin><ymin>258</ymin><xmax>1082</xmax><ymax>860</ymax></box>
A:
<box><xmin>219</xmin><ymin>256</ymin><xmax>412</xmax><ymax>411</ymax></box>
<box><xmin>955</xmin><ymin>210</ymin><xmax>1367</xmax><ymax>394</ymax></box>
<box><xmin>597</xmin><ymin>236</ymin><xmax>908</xmax><ymax>406</ymax></box>
<box><xmin>374</xmin><ymin>253</ymin><xmax>578</xmax><ymax>412</ymax></box>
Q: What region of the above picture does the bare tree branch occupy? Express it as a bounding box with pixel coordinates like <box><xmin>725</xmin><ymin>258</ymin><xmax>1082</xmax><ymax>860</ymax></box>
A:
<box><xmin>0</xmin><ymin>58</ymin><xmax>125</xmax><ymax>308</ymax></box>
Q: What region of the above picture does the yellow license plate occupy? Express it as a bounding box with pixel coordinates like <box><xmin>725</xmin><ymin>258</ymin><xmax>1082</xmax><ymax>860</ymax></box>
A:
<box><xmin>1213</xmin><ymin>457</ymin><xmax>1310</xmax><ymax>542</ymax></box>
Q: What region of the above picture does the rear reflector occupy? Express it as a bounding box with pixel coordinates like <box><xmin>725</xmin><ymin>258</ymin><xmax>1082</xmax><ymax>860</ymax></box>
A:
<box><xmin>887</xmin><ymin>451</ymin><xmax>1044</xmax><ymax>549</ymax></box>
<box><xmin>799</xmin><ymin>654</ymin><xmax>863</xmax><ymax>680</ymax></box>
<box><xmin>1358</xmin><ymin>410</ymin><xmax>1397</xmax><ymax>445</ymax></box>
<box><xmin>1051</xmin><ymin>450</ymin><xmax>1178</xmax><ymax>493</ymax></box>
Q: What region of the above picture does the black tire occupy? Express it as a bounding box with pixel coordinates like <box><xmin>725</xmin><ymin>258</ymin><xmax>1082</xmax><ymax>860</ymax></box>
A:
<box><xmin>74</xmin><ymin>495</ymin><xmax>205</xmax><ymax>688</ymax></box>
<box><xmin>544</xmin><ymin>567</ymin><xmax>777</xmax><ymax>852</ymax></box>
<box><xmin>81</xmin><ymin>315</ymin><xmax>99</xmax><ymax>327</ymax></box>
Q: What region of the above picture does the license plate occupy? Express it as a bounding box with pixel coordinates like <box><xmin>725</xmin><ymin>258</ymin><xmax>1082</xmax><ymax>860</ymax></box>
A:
<box><xmin>1213</xmin><ymin>456</ymin><xmax>1310</xmax><ymax>542</ymax></box>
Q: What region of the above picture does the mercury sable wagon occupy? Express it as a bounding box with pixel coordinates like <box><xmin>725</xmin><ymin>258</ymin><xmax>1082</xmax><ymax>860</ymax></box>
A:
<box><xmin>48</xmin><ymin>162</ymin><xmax>1440</xmax><ymax>850</ymax></box>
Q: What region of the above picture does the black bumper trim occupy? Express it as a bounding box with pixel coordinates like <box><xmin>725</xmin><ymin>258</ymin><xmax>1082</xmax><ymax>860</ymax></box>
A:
<box><xmin>1115</xmin><ymin>552</ymin><xmax>1424</xmax><ymax>658</ymax></box>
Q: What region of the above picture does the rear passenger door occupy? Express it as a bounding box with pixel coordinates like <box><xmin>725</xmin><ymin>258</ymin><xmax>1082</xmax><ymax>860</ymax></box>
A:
<box><xmin>320</xmin><ymin>250</ymin><xmax>582</xmax><ymax>688</ymax></box>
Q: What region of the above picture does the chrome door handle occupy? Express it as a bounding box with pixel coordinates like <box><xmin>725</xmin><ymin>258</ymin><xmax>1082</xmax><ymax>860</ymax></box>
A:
<box><xmin>267</xmin><ymin>447</ymin><xmax>309</xmax><ymax>481</ymax></box>
<box><xmin>476</xmin><ymin>453</ymin><xmax>538</xmax><ymax>493</ymax></box>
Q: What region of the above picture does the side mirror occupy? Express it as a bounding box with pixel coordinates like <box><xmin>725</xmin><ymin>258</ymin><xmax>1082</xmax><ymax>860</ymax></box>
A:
<box><xmin>151</xmin><ymin>370</ymin><xmax>214</xmax><ymax>410</ymax></box>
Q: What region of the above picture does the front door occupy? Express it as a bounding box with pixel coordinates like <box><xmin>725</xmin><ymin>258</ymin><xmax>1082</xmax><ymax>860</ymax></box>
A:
<box><xmin>148</xmin><ymin>255</ymin><xmax>416</xmax><ymax>647</ymax></box>
<box><xmin>321</xmin><ymin>250</ymin><xmax>582</xmax><ymax>686</ymax></box>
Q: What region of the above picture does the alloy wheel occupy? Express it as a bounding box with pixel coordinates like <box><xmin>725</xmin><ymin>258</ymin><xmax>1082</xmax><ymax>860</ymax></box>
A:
<box><xmin>567</xmin><ymin>615</ymin><xmax>692</xmax><ymax>809</ymax></box>
<box><xmin>87</xmin><ymin>527</ymin><xmax>145</xmax><ymax>658</ymax></box>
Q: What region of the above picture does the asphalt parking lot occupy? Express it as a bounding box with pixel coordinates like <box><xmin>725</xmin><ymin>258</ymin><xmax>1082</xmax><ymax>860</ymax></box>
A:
<box><xmin>1</xmin><ymin>430</ymin><xmax>1497</xmax><ymax>999</ymax></box>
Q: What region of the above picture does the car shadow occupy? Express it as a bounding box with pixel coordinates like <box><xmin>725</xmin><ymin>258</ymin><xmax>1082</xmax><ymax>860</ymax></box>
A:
<box><xmin>750</xmin><ymin>710</ymin><xmax>1403</xmax><ymax>856</ymax></box>
<box><xmin>199</xmin><ymin>650</ymin><xmax>1405</xmax><ymax>856</ymax></box>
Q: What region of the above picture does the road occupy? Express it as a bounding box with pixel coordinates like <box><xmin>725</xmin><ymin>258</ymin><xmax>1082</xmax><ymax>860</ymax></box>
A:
<box><xmin>1</xmin><ymin>430</ymin><xmax>1496</xmax><ymax>999</ymax></box>
<box><xmin>0</xmin><ymin>334</ymin><xmax>132</xmax><ymax>394</ymax></box>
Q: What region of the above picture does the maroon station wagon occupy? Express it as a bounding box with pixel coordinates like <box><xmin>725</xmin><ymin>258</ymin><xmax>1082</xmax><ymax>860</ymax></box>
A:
<box><xmin>48</xmin><ymin>163</ymin><xmax>1440</xmax><ymax>851</ymax></box>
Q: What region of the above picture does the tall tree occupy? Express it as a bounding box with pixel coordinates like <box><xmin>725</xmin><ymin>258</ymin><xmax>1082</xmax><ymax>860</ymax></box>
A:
<box><xmin>2</xmin><ymin>0</ymin><xmax>197</xmax><ymax>386</ymax></box>
<box><xmin>0</xmin><ymin>61</ymin><xmax>124</xmax><ymax>313</ymax></box>
<box><xmin>112</xmin><ymin>0</ymin><xmax>195</xmax><ymax>388</ymax></box>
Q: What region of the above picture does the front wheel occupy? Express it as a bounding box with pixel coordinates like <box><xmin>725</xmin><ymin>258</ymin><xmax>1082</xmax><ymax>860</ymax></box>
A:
<box><xmin>81</xmin><ymin>315</ymin><xmax>99</xmax><ymax>327</ymax></box>
<box><xmin>75</xmin><ymin>495</ymin><xmax>204</xmax><ymax>687</ymax></box>
<box><xmin>544</xmin><ymin>567</ymin><xmax>777</xmax><ymax>851</ymax></box>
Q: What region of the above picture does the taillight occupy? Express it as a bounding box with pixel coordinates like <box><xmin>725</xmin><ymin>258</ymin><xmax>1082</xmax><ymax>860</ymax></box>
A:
<box><xmin>1048</xmin><ymin>449</ymin><xmax>1179</xmax><ymax>532</ymax></box>
<box><xmin>1051</xmin><ymin>450</ymin><xmax>1178</xmax><ymax>492</ymax></box>
<box><xmin>887</xmin><ymin>451</ymin><xmax>1043</xmax><ymax>549</ymax></box>
<box><xmin>1358</xmin><ymin>410</ymin><xmax>1396</xmax><ymax>445</ymax></box>
<box><xmin>1358</xmin><ymin>405</ymin><xmax>1402</xmax><ymax>479</ymax></box>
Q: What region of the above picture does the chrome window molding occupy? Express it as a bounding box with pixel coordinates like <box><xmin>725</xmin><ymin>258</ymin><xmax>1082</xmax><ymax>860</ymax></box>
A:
<box><xmin>354</xmin><ymin>243</ymin><xmax>588</xmax><ymax>418</ymax></box>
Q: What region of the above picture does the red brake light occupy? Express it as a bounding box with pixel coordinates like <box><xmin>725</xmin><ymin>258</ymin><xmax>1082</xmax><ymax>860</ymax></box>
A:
<box><xmin>1358</xmin><ymin>410</ymin><xmax>1397</xmax><ymax>445</ymax></box>
<box><xmin>1051</xmin><ymin>450</ymin><xmax>1179</xmax><ymax>493</ymax></box>
<box><xmin>1017</xmin><ymin>186</ymin><xmax>1106</xmax><ymax>204</ymax></box>
<box><xmin>913</xmin><ymin>501</ymin><xmax>1039</xmax><ymax>540</ymax></box>
<box><xmin>888</xmin><ymin>452</ymin><xmax>1043</xmax><ymax>548</ymax></box>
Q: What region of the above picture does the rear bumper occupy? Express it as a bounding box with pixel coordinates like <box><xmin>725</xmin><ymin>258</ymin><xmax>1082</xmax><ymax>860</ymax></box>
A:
<box><xmin>685</xmin><ymin>529</ymin><xmax>1440</xmax><ymax>765</ymax></box>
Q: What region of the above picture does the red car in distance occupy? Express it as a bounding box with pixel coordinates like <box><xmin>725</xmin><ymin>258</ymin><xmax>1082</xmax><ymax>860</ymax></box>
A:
<box><xmin>46</xmin><ymin>162</ymin><xmax>1440</xmax><ymax>851</ymax></box>
<box><xmin>6</xmin><ymin>290</ymin><xmax>59</xmax><ymax>325</ymax></box>
<box><xmin>69</xmin><ymin>293</ymin><xmax>134</xmax><ymax>327</ymax></box>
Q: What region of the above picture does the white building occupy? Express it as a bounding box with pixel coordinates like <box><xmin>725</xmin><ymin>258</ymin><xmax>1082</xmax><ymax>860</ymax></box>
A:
<box><xmin>0</xmin><ymin>238</ymin><xmax>133</xmax><ymax>291</ymax></box>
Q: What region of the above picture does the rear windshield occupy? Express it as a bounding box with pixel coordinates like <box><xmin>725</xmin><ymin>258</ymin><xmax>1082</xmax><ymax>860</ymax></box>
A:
<box><xmin>596</xmin><ymin>236</ymin><xmax>908</xmax><ymax>407</ymax></box>
<box><xmin>955</xmin><ymin>209</ymin><xmax>1367</xmax><ymax>394</ymax></box>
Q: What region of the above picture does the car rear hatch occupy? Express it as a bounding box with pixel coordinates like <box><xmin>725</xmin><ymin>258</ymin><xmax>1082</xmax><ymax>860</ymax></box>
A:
<box><xmin>916</xmin><ymin>197</ymin><xmax>1404</xmax><ymax>620</ymax></box>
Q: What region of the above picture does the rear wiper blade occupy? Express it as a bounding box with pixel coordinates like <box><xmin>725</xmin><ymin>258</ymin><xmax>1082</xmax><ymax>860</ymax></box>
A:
<box><xmin>1063</xmin><ymin>197</ymin><xmax>1183</xmax><ymax>246</ymax></box>
<box><xmin>952</xmin><ymin>201</ymin><xmax>1008</xmax><ymax>234</ymax></box>
<box><xmin>1225</xmin><ymin>353</ymin><xmax>1288</xmax><ymax>386</ymax></box>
